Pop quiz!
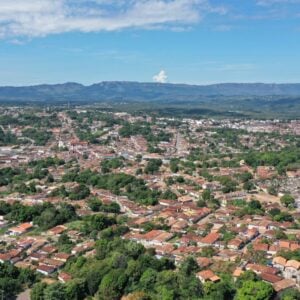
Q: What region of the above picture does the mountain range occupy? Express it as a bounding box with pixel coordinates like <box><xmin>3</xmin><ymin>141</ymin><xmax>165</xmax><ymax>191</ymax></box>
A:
<box><xmin>1</xmin><ymin>82</ymin><xmax>300</xmax><ymax>103</ymax></box>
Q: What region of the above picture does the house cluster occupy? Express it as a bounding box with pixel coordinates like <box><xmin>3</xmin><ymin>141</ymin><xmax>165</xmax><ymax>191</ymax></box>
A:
<box><xmin>119</xmin><ymin>194</ymin><xmax>300</xmax><ymax>293</ymax></box>
<box><xmin>0</xmin><ymin>108</ymin><xmax>300</xmax><ymax>296</ymax></box>
<box><xmin>0</xmin><ymin>222</ymin><xmax>94</xmax><ymax>279</ymax></box>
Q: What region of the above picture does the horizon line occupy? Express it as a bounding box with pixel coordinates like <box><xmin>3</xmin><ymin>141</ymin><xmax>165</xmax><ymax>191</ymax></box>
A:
<box><xmin>2</xmin><ymin>80</ymin><xmax>300</xmax><ymax>88</ymax></box>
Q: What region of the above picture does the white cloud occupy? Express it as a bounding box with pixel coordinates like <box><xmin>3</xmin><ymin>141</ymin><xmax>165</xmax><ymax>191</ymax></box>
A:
<box><xmin>0</xmin><ymin>0</ymin><xmax>227</xmax><ymax>39</ymax></box>
<box><xmin>153</xmin><ymin>70</ymin><xmax>168</xmax><ymax>83</ymax></box>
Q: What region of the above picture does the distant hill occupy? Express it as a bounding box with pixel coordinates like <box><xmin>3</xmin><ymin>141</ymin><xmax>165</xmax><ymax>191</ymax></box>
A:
<box><xmin>1</xmin><ymin>81</ymin><xmax>300</xmax><ymax>102</ymax></box>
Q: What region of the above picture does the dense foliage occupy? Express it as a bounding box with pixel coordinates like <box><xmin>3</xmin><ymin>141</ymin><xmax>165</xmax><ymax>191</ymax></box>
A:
<box><xmin>0</xmin><ymin>201</ymin><xmax>78</xmax><ymax>230</ymax></box>
<box><xmin>119</xmin><ymin>122</ymin><xmax>172</xmax><ymax>147</ymax></box>
<box><xmin>31</xmin><ymin>237</ymin><xmax>204</xmax><ymax>300</ymax></box>
<box><xmin>101</xmin><ymin>158</ymin><xmax>124</xmax><ymax>173</ymax></box>
<box><xmin>0</xmin><ymin>127</ymin><xmax>18</xmax><ymax>145</ymax></box>
<box><xmin>63</xmin><ymin>170</ymin><xmax>161</xmax><ymax>205</ymax></box>
<box><xmin>88</xmin><ymin>197</ymin><xmax>121</xmax><ymax>213</ymax></box>
<box><xmin>0</xmin><ymin>262</ymin><xmax>37</xmax><ymax>299</ymax></box>
<box><xmin>244</xmin><ymin>148</ymin><xmax>300</xmax><ymax>174</ymax></box>
<box><xmin>22</xmin><ymin>128</ymin><xmax>53</xmax><ymax>146</ymax></box>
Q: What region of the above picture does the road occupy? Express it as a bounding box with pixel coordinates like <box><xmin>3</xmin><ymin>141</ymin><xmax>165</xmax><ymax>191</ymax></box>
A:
<box><xmin>17</xmin><ymin>289</ymin><xmax>30</xmax><ymax>300</ymax></box>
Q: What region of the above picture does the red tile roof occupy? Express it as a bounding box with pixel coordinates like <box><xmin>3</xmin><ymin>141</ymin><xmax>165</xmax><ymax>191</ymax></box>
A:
<box><xmin>261</xmin><ymin>272</ymin><xmax>282</xmax><ymax>283</ymax></box>
<box><xmin>272</xmin><ymin>256</ymin><xmax>287</xmax><ymax>266</ymax></box>
<box><xmin>200</xmin><ymin>233</ymin><xmax>220</xmax><ymax>245</ymax></box>
<box><xmin>246</xmin><ymin>263</ymin><xmax>278</xmax><ymax>275</ymax></box>
<box><xmin>273</xmin><ymin>279</ymin><xmax>296</xmax><ymax>292</ymax></box>
<box><xmin>285</xmin><ymin>260</ymin><xmax>300</xmax><ymax>269</ymax></box>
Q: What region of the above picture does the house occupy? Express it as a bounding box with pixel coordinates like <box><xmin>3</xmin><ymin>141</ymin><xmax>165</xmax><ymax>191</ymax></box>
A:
<box><xmin>248</xmin><ymin>220</ymin><xmax>271</xmax><ymax>234</ymax></box>
<box><xmin>217</xmin><ymin>249</ymin><xmax>240</xmax><ymax>262</ymax></box>
<box><xmin>17</xmin><ymin>238</ymin><xmax>35</xmax><ymax>250</ymax></box>
<box><xmin>177</xmin><ymin>233</ymin><xmax>201</xmax><ymax>247</ymax></box>
<box><xmin>272</xmin><ymin>256</ymin><xmax>287</xmax><ymax>272</ymax></box>
<box><xmin>71</xmin><ymin>241</ymin><xmax>95</xmax><ymax>255</ymax></box>
<box><xmin>170</xmin><ymin>220</ymin><xmax>188</xmax><ymax>233</ymax></box>
<box><xmin>260</xmin><ymin>272</ymin><xmax>282</xmax><ymax>284</ymax></box>
<box><xmin>228</xmin><ymin>238</ymin><xmax>244</xmax><ymax>250</ymax></box>
<box><xmin>7</xmin><ymin>222</ymin><xmax>33</xmax><ymax>236</ymax></box>
<box><xmin>267</xmin><ymin>244</ymin><xmax>279</xmax><ymax>256</ymax></box>
<box><xmin>37</xmin><ymin>264</ymin><xmax>56</xmax><ymax>276</ymax></box>
<box><xmin>29</xmin><ymin>252</ymin><xmax>47</xmax><ymax>262</ymax></box>
<box><xmin>244</xmin><ymin>228</ymin><xmax>259</xmax><ymax>241</ymax></box>
<box><xmin>278</xmin><ymin>240</ymin><xmax>300</xmax><ymax>251</ymax></box>
<box><xmin>196</xmin><ymin>257</ymin><xmax>212</xmax><ymax>269</ymax></box>
<box><xmin>47</xmin><ymin>225</ymin><xmax>67</xmax><ymax>236</ymax></box>
<box><xmin>171</xmin><ymin>246</ymin><xmax>201</xmax><ymax>265</ymax></box>
<box><xmin>0</xmin><ymin>248</ymin><xmax>22</xmax><ymax>264</ymax></box>
<box><xmin>42</xmin><ymin>258</ymin><xmax>65</xmax><ymax>268</ymax></box>
<box><xmin>220</xmin><ymin>191</ymin><xmax>247</xmax><ymax>207</ymax></box>
<box><xmin>178</xmin><ymin>195</ymin><xmax>193</xmax><ymax>204</ymax></box>
<box><xmin>132</xmin><ymin>230</ymin><xmax>174</xmax><ymax>247</ymax></box>
<box><xmin>58</xmin><ymin>272</ymin><xmax>72</xmax><ymax>283</ymax></box>
<box><xmin>284</xmin><ymin>260</ymin><xmax>300</xmax><ymax>284</ymax></box>
<box><xmin>233</xmin><ymin>268</ymin><xmax>244</xmax><ymax>281</ymax></box>
<box><xmin>273</xmin><ymin>256</ymin><xmax>300</xmax><ymax>284</ymax></box>
<box><xmin>67</xmin><ymin>230</ymin><xmax>82</xmax><ymax>242</ymax></box>
<box><xmin>253</xmin><ymin>243</ymin><xmax>269</xmax><ymax>252</ymax></box>
<box><xmin>0</xmin><ymin>253</ymin><xmax>12</xmax><ymax>263</ymax></box>
<box><xmin>199</xmin><ymin>233</ymin><xmax>220</xmax><ymax>247</ymax></box>
<box><xmin>273</xmin><ymin>279</ymin><xmax>296</xmax><ymax>293</ymax></box>
<box><xmin>154</xmin><ymin>243</ymin><xmax>174</xmax><ymax>258</ymax></box>
<box><xmin>39</xmin><ymin>245</ymin><xmax>58</xmax><ymax>255</ymax></box>
<box><xmin>246</xmin><ymin>263</ymin><xmax>278</xmax><ymax>276</ymax></box>
<box><xmin>52</xmin><ymin>252</ymin><xmax>72</xmax><ymax>263</ymax></box>
<box><xmin>196</xmin><ymin>270</ymin><xmax>220</xmax><ymax>283</ymax></box>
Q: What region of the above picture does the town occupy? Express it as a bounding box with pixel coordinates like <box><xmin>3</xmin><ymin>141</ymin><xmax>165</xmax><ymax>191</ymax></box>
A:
<box><xmin>0</xmin><ymin>106</ymin><xmax>300</xmax><ymax>300</ymax></box>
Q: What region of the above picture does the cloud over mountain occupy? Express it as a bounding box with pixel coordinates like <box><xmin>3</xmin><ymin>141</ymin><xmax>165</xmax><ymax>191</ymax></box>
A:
<box><xmin>153</xmin><ymin>70</ymin><xmax>168</xmax><ymax>83</ymax></box>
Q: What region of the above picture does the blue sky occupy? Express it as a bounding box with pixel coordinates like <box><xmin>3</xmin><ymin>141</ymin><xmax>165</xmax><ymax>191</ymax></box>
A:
<box><xmin>0</xmin><ymin>0</ymin><xmax>300</xmax><ymax>85</ymax></box>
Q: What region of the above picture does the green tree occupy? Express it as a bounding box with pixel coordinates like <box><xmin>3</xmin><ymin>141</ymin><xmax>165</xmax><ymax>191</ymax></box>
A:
<box><xmin>236</xmin><ymin>280</ymin><xmax>273</xmax><ymax>300</ymax></box>
<box><xmin>162</xmin><ymin>189</ymin><xmax>177</xmax><ymax>200</ymax></box>
<box><xmin>179</xmin><ymin>257</ymin><xmax>199</xmax><ymax>276</ymax></box>
<box><xmin>177</xmin><ymin>273</ymin><xmax>203</xmax><ymax>299</ymax></box>
<box><xmin>154</xmin><ymin>270</ymin><xmax>177</xmax><ymax>296</ymax></box>
<box><xmin>0</xmin><ymin>277</ymin><xmax>22</xmax><ymax>299</ymax></box>
<box><xmin>280</xmin><ymin>194</ymin><xmax>295</xmax><ymax>208</ymax></box>
<box><xmin>44</xmin><ymin>283</ymin><xmax>66</xmax><ymax>300</ymax></box>
<box><xmin>88</xmin><ymin>197</ymin><xmax>103</xmax><ymax>212</ymax></box>
<box><xmin>280</xmin><ymin>288</ymin><xmax>300</xmax><ymax>300</ymax></box>
<box><xmin>170</xmin><ymin>159</ymin><xmax>179</xmax><ymax>173</ymax></box>
<box><xmin>65</xmin><ymin>279</ymin><xmax>86</xmax><ymax>300</ymax></box>
<box><xmin>98</xmin><ymin>269</ymin><xmax>128</xmax><ymax>300</ymax></box>
<box><xmin>203</xmin><ymin>280</ymin><xmax>234</xmax><ymax>300</ymax></box>
<box><xmin>144</xmin><ymin>159</ymin><xmax>162</xmax><ymax>174</ymax></box>
<box><xmin>86</xmin><ymin>265</ymin><xmax>110</xmax><ymax>296</ymax></box>
<box><xmin>31</xmin><ymin>282</ymin><xmax>47</xmax><ymax>300</ymax></box>
<box><xmin>239</xmin><ymin>172</ymin><xmax>253</xmax><ymax>183</ymax></box>
<box><xmin>69</xmin><ymin>184</ymin><xmax>90</xmax><ymax>200</ymax></box>
<box><xmin>202</xmin><ymin>189</ymin><xmax>213</xmax><ymax>201</ymax></box>
<box><xmin>267</xmin><ymin>186</ymin><xmax>278</xmax><ymax>196</ymax></box>
<box><xmin>244</xmin><ymin>181</ymin><xmax>255</xmax><ymax>191</ymax></box>
<box><xmin>235</xmin><ymin>270</ymin><xmax>258</xmax><ymax>288</ymax></box>
<box><xmin>139</xmin><ymin>268</ymin><xmax>158</xmax><ymax>292</ymax></box>
<box><xmin>249</xmin><ymin>200</ymin><xmax>262</xmax><ymax>211</ymax></box>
